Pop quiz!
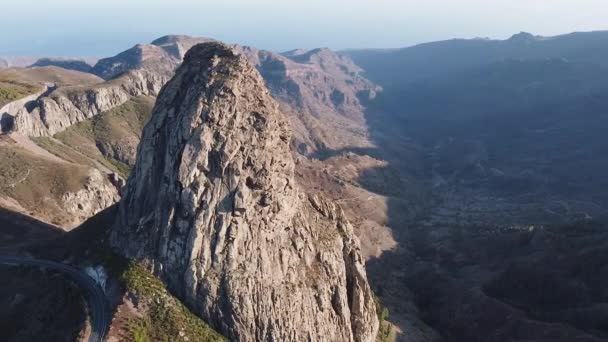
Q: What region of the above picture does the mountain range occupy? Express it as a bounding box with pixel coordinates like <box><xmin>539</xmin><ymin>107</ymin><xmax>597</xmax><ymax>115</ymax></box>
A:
<box><xmin>2</xmin><ymin>31</ymin><xmax>608</xmax><ymax>341</ymax></box>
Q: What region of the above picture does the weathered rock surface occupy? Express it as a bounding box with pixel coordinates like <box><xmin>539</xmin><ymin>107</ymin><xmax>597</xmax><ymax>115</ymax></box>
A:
<box><xmin>10</xmin><ymin>70</ymin><xmax>166</xmax><ymax>137</ymax></box>
<box><xmin>92</xmin><ymin>35</ymin><xmax>215</xmax><ymax>80</ymax></box>
<box><xmin>242</xmin><ymin>46</ymin><xmax>380</xmax><ymax>154</ymax></box>
<box><xmin>62</xmin><ymin>168</ymin><xmax>120</xmax><ymax>228</ymax></box>
<box><xmin>111</xmin><ymin>42</ymin><xmax>378</xmax><ymax>341</ymax></box>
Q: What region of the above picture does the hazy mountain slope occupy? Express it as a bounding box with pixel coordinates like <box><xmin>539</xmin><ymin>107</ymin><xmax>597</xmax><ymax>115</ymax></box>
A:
<box><xmin>345</xmin><ymin>30</ymin><xmax>608</xmax><ymax>87</ymax></box>
<box><xmin>30</xmin><ymin>58</ymin><xmax>93</xmax><ymax>73</ymax></box>
<box><xmin>91</xmin><ymin>44</ymin><xmax>178</xmax><ymax>80</ymax></box>
<box><xmin>339</xmin><ymin>31</ymin><xmax>608</xmax><ymax>341</ymax></box>
<box><xmin>239</xmin><ymin>46</ymin><xmax>379</xmax><ymax>153</ymax></box>
<box><xmin>0</xmin><ymin>66</ymin><xmax>102</xmax><ymax>86</ymax></box>
<box><xmin>0</xmin><ymin>57</ymin><xmax>40</xmax><ymax>69</ymax></box>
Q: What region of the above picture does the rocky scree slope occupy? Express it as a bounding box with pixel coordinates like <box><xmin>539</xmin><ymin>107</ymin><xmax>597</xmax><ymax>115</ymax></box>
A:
<box><xmin>110</xmin><ymin>42</ymin><xmax>379</xmax><ymax>341</ymax></box>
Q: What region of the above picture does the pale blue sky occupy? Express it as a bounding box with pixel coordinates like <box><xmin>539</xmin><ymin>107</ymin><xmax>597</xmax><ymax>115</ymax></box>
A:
<box><xmin>2</xmin><ymin>0</ymin><xmax>608</xmax><ymax>57</ymax></box>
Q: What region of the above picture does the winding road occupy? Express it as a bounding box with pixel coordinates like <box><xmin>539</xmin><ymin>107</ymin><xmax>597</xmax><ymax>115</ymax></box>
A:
<box><xmin>0</xmin><ymin>256</ymin><xmax>108</xmax><ymax>342</ymax></box>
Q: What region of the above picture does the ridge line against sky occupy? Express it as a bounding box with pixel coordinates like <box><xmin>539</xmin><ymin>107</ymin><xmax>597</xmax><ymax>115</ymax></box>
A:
<box><xmin>2</xmin><ymin>0</ymin><xmax>608</xmax><ymax>56</ymax></box>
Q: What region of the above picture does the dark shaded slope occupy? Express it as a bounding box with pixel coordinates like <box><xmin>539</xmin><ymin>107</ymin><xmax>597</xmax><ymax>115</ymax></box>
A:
<box><xmin>343</xmin><ymin>31</ymin><xmax>608</xmax><ymax>341</ymax></box>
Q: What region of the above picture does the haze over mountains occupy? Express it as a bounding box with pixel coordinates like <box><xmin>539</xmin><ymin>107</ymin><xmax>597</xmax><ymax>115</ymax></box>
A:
<box><xmin>2</xmin><ymin>30</ymin><xmax>608</xmax><ymax>341</ymax></box>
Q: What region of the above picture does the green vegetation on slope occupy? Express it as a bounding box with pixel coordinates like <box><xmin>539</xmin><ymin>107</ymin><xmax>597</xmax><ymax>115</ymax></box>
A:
<box><xmin>120</xmin><ymin>262</ymin><xmax>226</xmax><ymax>342</ymax></box>
<box><xmin>52</xmin><ymin>96</ymin><xmax>154</xmax><ymax>178</ymax></box>
<box><xmin>374</xmin><ymin>295</ymin><xmax>396</xmax><ymax>342</ymax></box>
<box><xmin>0</xmin><ymin>81</ymin><xmax>39</xmax><ymax>107</ymax></box>
<box><xmin>32</xmin><ymin>137</ymin><xmax>97</xmax><ymax>168</ymax></box>
<box><xmin>61</xmin><ymin>210</ymin><xmax>226</xmax><ymax>342</ymax></box>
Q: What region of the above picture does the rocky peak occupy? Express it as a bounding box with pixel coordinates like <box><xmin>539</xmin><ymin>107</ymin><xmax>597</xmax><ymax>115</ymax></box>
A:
<box><xmin>91</xmin><ymin>44</ymin><xmax>178</xmax><ymax>80</ymax></box>
<box><xmin>508</xmin><ymin>32</ymin><xmax>539</xmax><ymax>43</ymax></box>
<box><xmin>110</xmin><ymin>42</ymin><xmax>378</xmax><ymax>341</ymax></box>
<box><xmin>150</xmin><ymin>34</ymin><xmax>194</xmax><ymax>46</ymax></box>
<box><xmin>151</xmin><ymin>35</ymin><xmax>216</xmax><ymax>59</ymax></box>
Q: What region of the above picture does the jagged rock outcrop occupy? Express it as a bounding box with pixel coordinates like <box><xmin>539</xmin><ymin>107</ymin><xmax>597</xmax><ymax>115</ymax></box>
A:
<box><xmin>111</xmin><ymin>42</ymin><xmax>378</xmax><ymax>341</ymax></box>
<box><xmin>92</xmin><ymin>35</ymin><xmax>214</xmax><ymax>80</ymax></box>
<box><xmin>91</xmin><ymin>44</ymin><xmax>178</xmax><ymax>80</ymax></box>
<box><xmin>10</xmin><ymin>70</ymin><xmax>167</xmax><ymax>137</ymax></box>
<box><xmin>62</xmin><ymin>169</ymin><xmax>120</xmax><ymax>228</ymax></box>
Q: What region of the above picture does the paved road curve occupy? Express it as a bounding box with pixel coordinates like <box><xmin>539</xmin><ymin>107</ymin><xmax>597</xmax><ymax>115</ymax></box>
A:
<box><xmin>0</xmin><ymin>256</ymin><xmax>108</xmax><ymax>342</ymax></box>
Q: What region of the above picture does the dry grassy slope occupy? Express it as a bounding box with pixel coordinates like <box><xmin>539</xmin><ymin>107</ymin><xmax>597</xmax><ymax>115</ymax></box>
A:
<box><xmin>0</xmin><ymin>66</ymin><xmax>103</xmax><ymax>86</ymax></box>
<box><xmin>0</xmin><ymin>66</ymin><xmax>104</xmax><ymax>107</ymax></box>
<box><xmin>0</xmin><ymin>67</ymin><xmax>111</xmax><ymax>228</ymax></box>
<box><xmin>0</xmin><ymin>67</ymin><xmax>153</xmax><ymax>228</ymax></box>
<box><xmin>0</xmin><ymin>136</ymin><xmax>91</xmax><ymax>226</ymax></box>
<box><xmin>0</xmin><ymin>81</ymin><xmax>39</xmax><ymax>108</ymax></box>
<box><xmin>46</xmin><ymin>96</ymin><xmax>155</xmax><ymax>178</ymax></box>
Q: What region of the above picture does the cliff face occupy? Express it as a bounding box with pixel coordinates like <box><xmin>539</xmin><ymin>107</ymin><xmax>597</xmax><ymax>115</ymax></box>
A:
<box><xmin>9</xmin><ymin>70</ymin><xmax>166</xmax><ymax>137</ymax></box>
<box><xmin>110</xmin><ymin>42</ymin><xmax>378</xmax><ymax>341</ymax></box>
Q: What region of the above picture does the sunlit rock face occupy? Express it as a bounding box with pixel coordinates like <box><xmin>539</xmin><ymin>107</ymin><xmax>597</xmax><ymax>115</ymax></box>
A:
<box><xmin>111</xmin><ymin>42</ymin><xmax>378</xmax><ymax>342</ymax></box>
